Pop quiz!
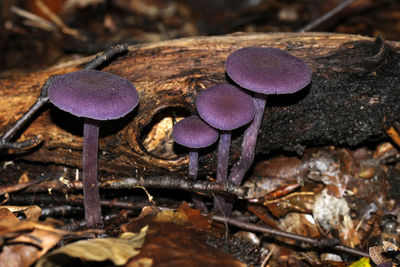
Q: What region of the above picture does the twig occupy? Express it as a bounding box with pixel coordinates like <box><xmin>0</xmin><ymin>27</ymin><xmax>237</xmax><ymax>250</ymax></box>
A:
<box><xmin>34</xmin><ymin>0</ymin><xmax>87</xmax><ymax>41</ymax></box>
<box><xmin>101</xmin><ymin>176</ymin><xmax>249</xmax><ymax>198</ymax></box>
<box><xmin>20</xmin><ymin>175</ymin><xmax>248</xmax><ymax>198</ymax></box>
<box><xmin>261</xmin><ymin>246</ymin><xmax>275</xmax><ymax>267</ymax></box>
<box><xmin>83</xmin><ymin>43</ymin><xmax>129</xmax><ymax>70</ymax></box>
<box><xmin>0</xmin><ymin>138</ymin><xmax>41</xmax><ymax>149</ymax></box>
<box><xmin>0</xmin><ymin>76</ymin><xmax>54</xmax><ymax>143</ymax></box>
<box><xmin>10</xmin><ymin>194</ymin><xmax>150</xmax><ymax>210</ymax></box>
<box><xmin>0</xmin><ymin>177</ymin><xmax>47</xmax><ymax>195</ymax></box>
<box><xmin>211</xmin><ymin>215</ymin><xmax>370</xmax><ymax>258</ymax></box>
<box><xmin>298</xmin><ymin>0</ymin><xmax>356</xmax><ymax>32</ymax></box>
<box><xmin>10</xmin><ymin>6</ymin><xmax>55</xmax><ymax>32</ymax></box>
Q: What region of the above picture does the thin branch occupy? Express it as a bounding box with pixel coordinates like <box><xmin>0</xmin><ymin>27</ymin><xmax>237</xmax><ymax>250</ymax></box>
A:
<box><xmin>298</xmin><ymin>0</ymin><xmax>356</xmax><ymax>32</ymax></box>
<box><xmin>211</xmin><ymin>215</ymin><xmax>370</xmax><ymax>258</ymax></box>
<box><xmin>0</xmin><ymin>138</ymin><xmax>40</xmax><ymax>149</ymax></box>
<box><xmin>21</xmin><ymin>175</ymin><xmax>248</xmax><ymax>198</ymax></box>
<box><xmin>34</xmin><ymin>0</ymin><xmax>87</xmax><ymax>41</ymax></box>
<box><xmin>0</xmin><ymin>76</ymin><xmax>53</xmax><ymax>142</ymax></box>
<box><xmin>101</xmin><ymin>176</ymin><xmax>249</xmax><ymax>198</ymax></box>
<box><xmin>10</xmin><ymin>6</ymin><xmax>55</xmax><ymax>32</ymax></box>
<box><xmin>83</xmin><ymin>43</ymin><xmax>129</xmax><ymax>70</ymax></box>
<box><xmin>0</xmin><ymin>177</ymin><xmax>47</xmax><ymax>195</ymax></box>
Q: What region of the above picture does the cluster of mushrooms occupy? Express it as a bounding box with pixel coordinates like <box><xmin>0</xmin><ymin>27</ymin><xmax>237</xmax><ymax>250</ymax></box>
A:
<box><xmin>47</xmin><ymin>46</ymin><xmax>311</xmax><ymax>226</ymax></box>
<box><xmin>172</xmin><ymin>47</ymin><xmax>312</xmax><ymax>215</ymax></box>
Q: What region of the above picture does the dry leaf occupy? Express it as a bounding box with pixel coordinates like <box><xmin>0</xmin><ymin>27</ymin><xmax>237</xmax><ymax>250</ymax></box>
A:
<box><xmin>24</xmin><ymin>205</ymin><xmax>42</xmax><ymax>221</ymax></box>
<box><xmin>125</xmin><ymin>204</ymin><xmax>247</xmax><ymax>267</ymax></box>
<box><xmin>36</xmin><ymin>225</ymin><xmax>148</xmax><ymax>267</ymax></box>
<box><xmin>0</xmin><ymin>208</ymin><xmax>20</xmax><ymax>223</ymax></box>
<box><xmin>0</xmin><ymin>205</ymin><xmax>42</xmax><ymax>221</ymax></box>
<box><xmin>0</xmin><ymin>219</ymin><xmax>66</xmax><ymax>267</ymax></box>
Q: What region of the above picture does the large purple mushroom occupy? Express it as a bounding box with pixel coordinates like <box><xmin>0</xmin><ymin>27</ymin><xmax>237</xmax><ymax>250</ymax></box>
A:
<box><xmin>48</xmin><ymin>69</ymin><xmax>139</xmax><ymax>226</ymax></box>
<box><xmin>226</xmin><ymin>47</ymin><xmax>311</xmax><ymax>186</ymax></box>
<box><xmin>196</xmin><ymin>84</ymin><xmax>255</xmax><ymax>214</ymax></box>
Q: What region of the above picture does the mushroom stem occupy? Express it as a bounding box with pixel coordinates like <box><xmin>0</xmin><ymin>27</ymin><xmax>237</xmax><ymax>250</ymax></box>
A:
<box><xmin>188</xmin><ymin>150</ymin><xmax>199</xmax><ymax>180</ymax></box>
<box><xmin>213</xmin><ymin>131</ymin><xmax>232</xmax><ymax>215</ymax></box>
<box><xmin>217</xmin><ymin>131</ymin><xmax>231</xmax><ymax>184</ymax></box>
<box><xmin>188</xmin><ymin>149</ymin><xmax>208</xmax><ymax>212</ymax></box>
<box><xmin>229</xmin><ymin>93</ymin><xmax>267</xmax><ymax>185</ymax></box>
<box><xmin>83</xmin><ymin>118</ymin><xmax>102</xmax><ymax>226</ymax></box>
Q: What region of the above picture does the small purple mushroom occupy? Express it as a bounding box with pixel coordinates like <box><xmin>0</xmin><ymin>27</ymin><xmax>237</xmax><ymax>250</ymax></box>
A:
<box><xmin>172</xmin><ymin>115</ymin><xmax>218</xmax><ymax>180</ymax></box>
<box><xmin>226</xmin><ymin>47</ymin><xmax>311</xmax><ymax>185</ymax></box>
<box><xmin>196</xmin><ymin>84</ymin><xmax>255</xmax><ymax>214</ymax></box>
<box><xmin>48</xmin><ymin>69</ymin><xmax>139</xmax><ymax>226</ymax></box>
<box><xmin>172</xmin><ymin>115</ymin><xmax>218</xmax><ymax>211</ymax></box>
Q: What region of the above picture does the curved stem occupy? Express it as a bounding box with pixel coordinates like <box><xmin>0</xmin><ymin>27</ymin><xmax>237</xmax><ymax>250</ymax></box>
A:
<box><xmin>229</xmin><ymin>94</ymin><xmax>267</xmax><ymax>185</ymax></box>
<box><xmin>83</xmin><ymin>118</ymin><xmax>102</xmax><ymax>226</ymax></box>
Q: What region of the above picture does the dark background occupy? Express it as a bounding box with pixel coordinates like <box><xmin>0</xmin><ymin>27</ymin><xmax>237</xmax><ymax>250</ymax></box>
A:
<box><xmin>1</xmin><ymin>0</ymin><xmax>400</xmax><ymax>71</ymax></box>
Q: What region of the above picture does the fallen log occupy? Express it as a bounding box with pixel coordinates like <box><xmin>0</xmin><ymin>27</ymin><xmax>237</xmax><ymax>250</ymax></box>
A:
<box><xmin>0</xmin><ymin>32</ymin><xmax>399</xmax><ymax>180</ymax></box>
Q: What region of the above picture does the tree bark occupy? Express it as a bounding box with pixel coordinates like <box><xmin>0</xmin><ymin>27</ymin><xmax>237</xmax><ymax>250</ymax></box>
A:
<box><xmin>0</xmin><ymin>32</ymin><xmax>399</xmax><ymax>179</ymax></box>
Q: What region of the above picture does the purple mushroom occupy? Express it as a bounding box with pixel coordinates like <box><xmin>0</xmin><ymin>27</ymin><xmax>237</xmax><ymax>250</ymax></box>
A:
<box><xmin>48</xmin><ymin>69</ymin><xmax>139</xmax><ymax>226</ymax></box>
<box><xmin>172</xmin><ymin>115</ymin><xmax>218</xmax><ymax>211</ymax></box>
<box><xmin>172</xmin><ymin>115</ymin><xmax>218</xmax><ymax>180</ymax></box>
<box><xmin>196</xmin><ymin>84</ymin><xmax>255</xmax><ymax>214</ymax></box>
<box><xmin>226</xmin><ymin>47</ymin><xmax>311</xmax><ymax>186</ymax></box>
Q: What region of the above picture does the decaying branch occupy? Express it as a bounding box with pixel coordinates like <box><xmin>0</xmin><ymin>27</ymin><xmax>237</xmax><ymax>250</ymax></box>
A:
<box><xmin>1</xmin><ymin>32</ymin><xmax>400</xmax><ymax>179</ymax></box>
<box><xmin>211</xmin><ymin>215</ymin><xmax>370</xmax><ymax>258</ymax></box>
<box><xmin>4</xmin><ymin>176</ymin><xmax>248</xmax><ymax>198</ymax></box>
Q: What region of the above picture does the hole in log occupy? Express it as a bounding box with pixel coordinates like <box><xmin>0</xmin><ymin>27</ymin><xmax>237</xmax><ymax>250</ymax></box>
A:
<box><xmin>139</xmin><ymin>107</ymin><xmax>191</xmax><ymax>160</ymax></box>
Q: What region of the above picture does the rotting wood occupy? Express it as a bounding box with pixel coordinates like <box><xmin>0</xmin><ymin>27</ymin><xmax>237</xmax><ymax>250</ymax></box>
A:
<box><xmin>0</xmin><ymin>32</ymin><xmax>400</xmax><ymax>180</ymax></box>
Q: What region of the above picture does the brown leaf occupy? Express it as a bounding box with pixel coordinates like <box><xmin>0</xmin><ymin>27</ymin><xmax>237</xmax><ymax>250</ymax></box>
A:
<box><xmin>0</xmin><ymin>208</ymin><xmax>19</xmax><ymax>223</ymax></box>
<box><xmin>265</xmin><ymin>191</ymin><xmax>315</xmax><ymax>217</ymax></box>
<box><xmin>24</xmin><ymin>205</ymin><xmax>42</xmax><ymax>221</ymax></box>
<box><xmin>173</xmin><ymin>202</ymin><xmax>212</xmax><ymax>232</ymax></box>
<box><xmin>125</xmin><ymin>205</ymin><xmax>246</xmax><ymax>267</ymax></box>
<box><xmin>36</xmin><ymin>226</ymin><xmax>148</xmax><ymax>267</ymax></box>
<box><xmin>0</xmin><ymin>219</ymin><xmax>66</xmax><ymax>267</ymax></box>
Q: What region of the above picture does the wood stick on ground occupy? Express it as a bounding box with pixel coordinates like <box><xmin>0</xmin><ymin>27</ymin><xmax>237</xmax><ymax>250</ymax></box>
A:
<box><xmin>212</xmin><ymin>215</ymin><xmax>370</xmax><ymax>258</ymax></box>
<box><xmin>18</xmin><ymin>176</ymin><xmax>248</xmax><ymax>198</ymax></box>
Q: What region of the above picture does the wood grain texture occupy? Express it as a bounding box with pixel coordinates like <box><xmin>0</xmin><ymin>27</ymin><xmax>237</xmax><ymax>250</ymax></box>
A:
<box><xmin>1</xmin><ymin>32</ymin><xmax>399</xmax><ymax>179</ymax></box>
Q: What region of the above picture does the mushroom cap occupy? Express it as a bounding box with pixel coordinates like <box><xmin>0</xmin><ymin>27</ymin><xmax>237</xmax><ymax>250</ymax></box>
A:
<box><xmin>196</xmin><ymin>84</ymin><xmax>255</xmax><ymax>131</ymax></box>
<box><xmin>172</xmin><ymin>116</ymin><xmax>218</xmax><ymax>149</ymax></box>
<box><xmin>225</xmin><ymin>47</ymin><xmax>311</xmax><ymax>94</ymax></box>
<box><xmin>48</xmin><ymin>70</ymin><xmax>139</xmax><ymax>120</ymax></box>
